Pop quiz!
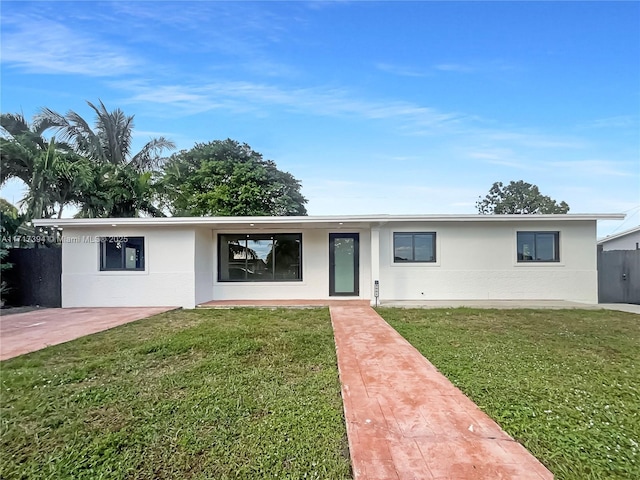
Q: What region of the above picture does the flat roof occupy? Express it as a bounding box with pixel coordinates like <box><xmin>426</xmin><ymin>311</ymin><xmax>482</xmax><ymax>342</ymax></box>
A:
<box><xmin>597</xmin><ymin>225</ymin><xmax>640</xmax><ymax>244</ymax></box>
<box><xmin>33</xmin><ymin>213</ymin><xmax>625</xmax><ymax>229</ymax></box>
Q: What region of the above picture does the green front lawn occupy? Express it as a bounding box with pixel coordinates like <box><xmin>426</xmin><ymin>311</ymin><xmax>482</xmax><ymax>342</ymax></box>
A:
<box><xmin>1</xmin><ymin>308</ymin><xmax>351</xmax><ymax>480</ymax></box>
<box><xmin>380</xmin><ymin>308</ymin><xmax>640</xmax><ymax>480</ymax></box>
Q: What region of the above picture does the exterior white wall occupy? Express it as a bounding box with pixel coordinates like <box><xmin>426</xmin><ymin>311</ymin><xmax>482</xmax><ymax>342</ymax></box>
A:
<box><xmin>211</xmin><ymin>228</ymin><xmax>371</xmax><ymax>301</ymax></box>
<box><xmin>377</xmin><ymin>220</ymin><xmax>598</xmax><ymax>303</ymax></box>
<box><xmin>61</xmin><ymin>227</ymin><xmax>197</xmax><ymax>308</ymax></box>
<box><xmin>599</xmin><ymin>230</ymin><xmax>640</xmax><ymax>251</ymax></box>
<box><xmin>58</xmin><ymin>219</ymin><xmax>600</xmax><ymax>307</ymax></box>
<box><xmin>194</xmin><ymin>228</ymin><xmax>214</xmax><ymax>304</ymax></box>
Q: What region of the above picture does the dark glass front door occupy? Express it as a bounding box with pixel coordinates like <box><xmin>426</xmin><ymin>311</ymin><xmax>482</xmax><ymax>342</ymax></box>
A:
<box><xmin>329</xmin><ymin>233</ymin><xmax>359</xmax><ymax>296</ymax></box>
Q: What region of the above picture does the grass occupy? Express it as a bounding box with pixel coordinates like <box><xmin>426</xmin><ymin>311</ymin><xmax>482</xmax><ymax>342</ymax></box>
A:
<box><xmin>0</xmin><ymin>308</ymin><xmax>351</xmax><ymax>480</ymax></box>
<box><xmin>380</xmin><ymin>307</ymin><xmax>640</xmax><ymax>480</ymax></box>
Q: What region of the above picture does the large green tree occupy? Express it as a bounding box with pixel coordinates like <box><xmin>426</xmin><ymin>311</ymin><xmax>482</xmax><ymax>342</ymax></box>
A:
<box><xmin>160</xmin><ymin>139</ymin><xmax>307</xmax><ymax>216</ymax></box>
<box><xmin>36</xmin><ymin>101</ymin><xmax>175</xmax><ymax>217</ymax></box>
<box><xmin>476</xmin><ymin>180</ymin><xmax>570</xmax><ymax>214</ymax></box>
<box><xmin>1</xmin><ymin>113</ymin><xmax>93</xmax><ymax>219</ymax></box>
<box><xmin>73</xmin><ymin>164</ymin><xmax>164</xmax><ymax>218</ymax></box>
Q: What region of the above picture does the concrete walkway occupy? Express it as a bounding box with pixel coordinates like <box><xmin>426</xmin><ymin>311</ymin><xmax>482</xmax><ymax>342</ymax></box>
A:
<box><xmin>330</xmin><ymin>305</ymin><xmax>553</xmax><ymax>480</ymax></box>
<box><xmin>0</xmin><ymin>307</ymin><xmax>176</xmax><ymax>361</ymax></box>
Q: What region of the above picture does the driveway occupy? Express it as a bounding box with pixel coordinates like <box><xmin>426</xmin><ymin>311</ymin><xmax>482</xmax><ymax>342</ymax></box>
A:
<box><xmin>0</xmin><ymin>307</ymin><xmax>176</xmax><ymax>361</ymax></box>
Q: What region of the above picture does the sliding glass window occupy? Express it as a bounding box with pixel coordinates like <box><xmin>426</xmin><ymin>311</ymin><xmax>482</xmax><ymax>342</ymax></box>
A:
<box><xmin>393</xmin><ymin>232</ymin><xmax>436</xmax><ymax>262</ymax></box>
<box><xmin>218</xmin><ymin>234</ymin><xmax>302</xmax><ymax>281</ymax></box>
<box><xmin>517</xmin><ymin>231</ymin><xmax>560</xmax><ymax>262</ymax></box>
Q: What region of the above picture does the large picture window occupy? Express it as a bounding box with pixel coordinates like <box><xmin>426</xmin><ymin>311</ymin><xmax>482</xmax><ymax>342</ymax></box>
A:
<box><xmin>517</xmin><ymin>232</ymin><xmax>560</xmax><ymax>262</ymax></box>
<box><xmin>394</xmin><ymin>232</ymin><xmax>436</xmax><ymax>263</ymax></box>
<box><xmin>100</xmin><ymin>237</ymin><xmax>145</xmax><ymax>271</ymax></box>
<box><xmin>219</xmin><ymin>233</ymin><xmax>302</xmax><ymax>282</ymax></box>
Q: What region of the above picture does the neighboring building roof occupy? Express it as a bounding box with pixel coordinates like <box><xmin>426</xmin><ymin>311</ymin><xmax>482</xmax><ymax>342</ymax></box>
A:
<box><xmin>597</xmin><ymin>225</ymin><xmax>640</xmax><ymax>245</ymax></box>
<box><xmin>33</xmin><ymin>213</ymin><xmax>625</xmax><ymax>229</ymax></box>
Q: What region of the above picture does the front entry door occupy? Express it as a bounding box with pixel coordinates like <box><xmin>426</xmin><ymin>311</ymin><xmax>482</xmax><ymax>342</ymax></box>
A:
<box><xmin>329</xmin><ymin>233</ymin><xmax>359</xmax><ymax>296</ymax></box>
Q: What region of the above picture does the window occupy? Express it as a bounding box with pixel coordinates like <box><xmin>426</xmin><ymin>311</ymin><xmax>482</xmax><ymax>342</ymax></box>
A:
<box><xmin>100</xmin><ymin>237</ymin><xmax>145</xmax><ymax>271</ymax></box>
<box><xmin>394</xmin><ymin>232</ymin><xmax>436</xmax><ymax>262</ymax></box>
<box><xmin>218</xmin><ymin>233</ymin><xmax>302</xmax><ymax>282</ymax></box>
<box><xmin>517</xmin><ymin>232</ymin><xmax>559</xmax><ymax>262</ymax></box>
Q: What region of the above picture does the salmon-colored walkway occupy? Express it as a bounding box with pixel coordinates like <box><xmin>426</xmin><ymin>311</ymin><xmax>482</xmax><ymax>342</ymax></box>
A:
<box><xmin>0</xmin><ymin>307</ymin><xmax>176</xmax><ymax>361</ymax></box>
<box><xmin>330</xmin><ymin>305</ymin><xmax>553</xmax><ymax>480</ymax></box>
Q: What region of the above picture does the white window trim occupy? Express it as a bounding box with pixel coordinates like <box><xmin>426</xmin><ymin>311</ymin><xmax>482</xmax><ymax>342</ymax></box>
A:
<box><xmin>513</xmin><ymin>229</ymin><xmax>565</xmax><ymax>267</ymax></box>
<box><xmin>389</xmin><ymin>230</ymin><xmax>441</xmax><ymax>267</ymax></box>
<box><xmin>97</xmin><ymin>235</ymin><xmax>149</xmax><ymax>274</ymax></box>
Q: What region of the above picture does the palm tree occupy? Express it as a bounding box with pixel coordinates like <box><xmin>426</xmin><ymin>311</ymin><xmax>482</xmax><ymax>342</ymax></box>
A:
<box><xmin>35</xmin><ymin>100</ymin><xmax>175</xmax><ymax>218</ymax></box>
<box><xmin>1</xmin><ymin>113</ymin><xmax>92</xmax><ymax>219</ymax></box>
<box><xmin>1</xmin><ymin>113</ymin><xmax>53</xmax><ymax>186</ymax></box>
<box><xmin>37</xmin><ymin>100</ymin><xmax>175</xmax><ymax>171</ymax></box>
<box><xmin>72</xmin><ymin>164</ymin><xmax>164</xmax><ymax>218</ymax></box>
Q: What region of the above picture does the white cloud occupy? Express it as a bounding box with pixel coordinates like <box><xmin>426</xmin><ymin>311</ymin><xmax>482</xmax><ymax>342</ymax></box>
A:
<box><xmin>547</xmin><ymin>160</ymin><xmax>635</xmax><ymax>177</ymax></box>
<box><xmin>1</xmin><ymin>16</ymin><xmax>138</xmax><ymax>76</ymax></box>
<box><xmin>116</xmin><ymin>80</ymin><xmax>473</xmax><ymax>133</ymax></box>
<box><xmin>578</xmin><ymin>115</ymin><xmax>638</xmax><ymax>129</ymax></box>
<box><xmin>378</xmin><ymin>60</ymin><xmax>516</xmax><ymax>77</ymax></box>
<box><xmin>303</xmin><ymin>178</ymin><xmax>481</xmax><ymax>215</ymax></box>
<box><xmin>434</xmin><ymin>60</ymin><xmax>517</xmax><ymax>75</ymax></box>
<box><xmin>375</xmin><ymin>63</ymin><xmax>430</xmax><ymax>77</ymax></box>
<box><xmin>434</xmin><ymin>63</ymin><xmax>476</xmax><ymax>73</ymax></box>
<box><xmin>466</xmin><ymin>148</ymin><xmax>534</xmax><ymax>170</ymax></box>
<box><xmin>482</xmin><ymin>131</ymin><xmax>587</xmax><ymax>149</ymax></box>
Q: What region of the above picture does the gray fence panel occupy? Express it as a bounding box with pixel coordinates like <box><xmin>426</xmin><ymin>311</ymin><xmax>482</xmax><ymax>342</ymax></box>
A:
<box><xmin>598</xmin><ymin>250</ymin><xmax>640</xmax><ymax>304</ymax></box>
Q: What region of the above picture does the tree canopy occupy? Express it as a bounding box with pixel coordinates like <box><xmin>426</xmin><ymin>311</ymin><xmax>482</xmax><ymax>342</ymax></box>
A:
<box><xmin>37</xmin><ymin>100</ymin><xmax>175</xmax><ymax>171</ymax></box>
<box><xmin>476</xmin><ymin>180</ymin><xmax>570</xmax><ymax>214</ymax></box>
<box><xmin>2</xmin><ymin>102</ymin><xmax>176</xmax><ymax>220</ymax></box>
<box><xmin>160</xmin><ymin>139</ymin><xmax>307</xmax><ymax>216</ymax></box>
<box><xmin>2</xmin><ymin>103</ymin><xmax>307</xmax><ymax>222</ymax></box>
<box><xmin>1</xmin><ymin>113</ymin><xmax>93</xmax><ymax>219</ymax></box>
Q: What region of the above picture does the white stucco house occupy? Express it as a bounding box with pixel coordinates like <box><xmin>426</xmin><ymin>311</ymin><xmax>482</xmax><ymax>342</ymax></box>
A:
<box><xmin>598</xmin><ymin>225</ymin><xmax>640</xmax><ymax>251</ymax></box>
<box><xmin>34</xmin><ymin>213</ymin><xmax>623</xmax><ymax>309</ymax></box>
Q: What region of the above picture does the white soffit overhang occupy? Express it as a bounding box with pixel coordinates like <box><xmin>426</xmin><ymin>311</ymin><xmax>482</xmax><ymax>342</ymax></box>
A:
<box><xmin>33</xmin><ymin>213</ymin><xmax>625</xmax><ymax>230</ymax></box>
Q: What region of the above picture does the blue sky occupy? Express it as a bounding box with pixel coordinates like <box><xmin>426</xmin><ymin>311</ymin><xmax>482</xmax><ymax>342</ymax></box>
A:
<box><xmin>1</xmin><ymin>0</ymin><xmax>639</xmax><ymax>237</ymax></box>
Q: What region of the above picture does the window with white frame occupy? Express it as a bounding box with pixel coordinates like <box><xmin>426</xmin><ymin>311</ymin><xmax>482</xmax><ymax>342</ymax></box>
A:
<box><xmin>218</xmin><ymin>233</ymin><xmax>302</xmax><ymax>281</ymax></box>
<box><xmin>517</xmin><ymin>231</ymin><xmax>560</xmax><ymax>262</ymax></box>
<box><xmin>393</xmin><ymin>232</ymin><xmax>436</xmax><ymax>263</ymax></box>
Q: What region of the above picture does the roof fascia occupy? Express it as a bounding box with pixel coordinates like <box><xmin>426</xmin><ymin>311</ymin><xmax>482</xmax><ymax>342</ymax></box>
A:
<box><xmin>33</xmin><ymin>213</ymin><xmax>626</xmax><ymax>229</ymax></box>
<box><xmin>597</xmin><ymin>225</ymin><xmax>640</xmax><ymax>244</ymax></box>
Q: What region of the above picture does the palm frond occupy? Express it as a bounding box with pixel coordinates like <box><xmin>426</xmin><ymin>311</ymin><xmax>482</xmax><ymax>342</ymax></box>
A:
<box><xmin>32</xmin><ymin>116</ymin><xmax>61</xmax><ymax>137</ymax></box>
<box><xmin>65</xmin><ymin>109</ymin><xmax>103</xmax><ymax>161</ymax></box>
<box><xmin>88</xmin><ymin>100</ymin><xmax>134</xmax><ymax>165</ymax></box>
<box><xmin>130</xmin><ymin>137</ymin><xmax>176</xmax><ymax>171</ymax></box>
<box><xmin>0</xmin><ymin>113</ymin><xmax>29</xmax><ymax>138</ymax></box>
<box><xmin>36</xmin><ymin>107</ymin><xmax>103</xmax><ymax>161</ymax></box>
<box><xmin>0</xmin><ymin>138</ymin><xmax>36</xmax><ymax>185</ymax></box>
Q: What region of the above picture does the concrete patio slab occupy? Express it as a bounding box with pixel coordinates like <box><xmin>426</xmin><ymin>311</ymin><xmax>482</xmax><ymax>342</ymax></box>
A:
<box><xmin>379</xmin><ymin>300</ymin><xmax>640</xmax><ymax>314</ymax></box>
<box><xmin>198</xmin><ymin>299</ymin><xmax>371</xmax><ymax>308</ymax></box>
<box><xmin>199</xmin><ymin>299</ymin><xmax>639</xmax><ymax>314</ymax></box>
<box><xmin>330</xmin><ymin>305</ymin><xmax>553</xmax><ymax>480</ymax></box>
<box><xmin>597</xmin><ymin>303</ymin><xmax>640</xmax><ymax>314</ymax></box>
<box><xmin>379</xmin><ymin>299</ymin><xmax>594</xmax><ymax>309</ymax></box>
<box><xmin>0</xmin><ymin>307</ymin><xmax>176</xmax><ymax>361</ymax></box>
